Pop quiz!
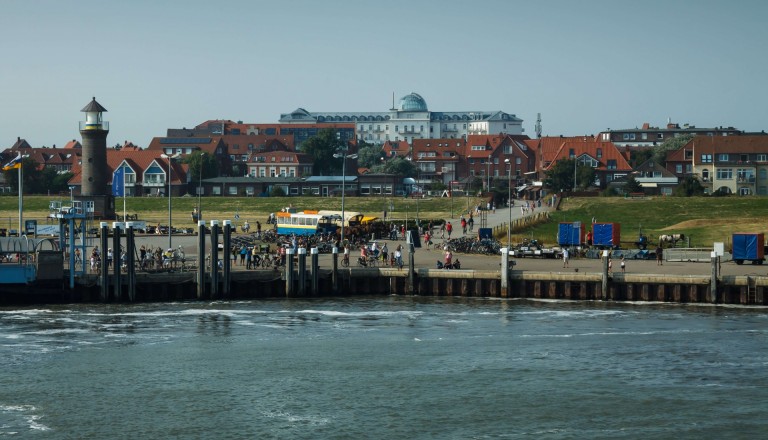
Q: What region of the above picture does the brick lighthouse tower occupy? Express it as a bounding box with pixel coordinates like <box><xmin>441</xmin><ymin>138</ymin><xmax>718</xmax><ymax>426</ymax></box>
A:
<box><xmin>79</xmin><ymin>97</ymin><xmax>115</xmax><ymax>219</ymax></box>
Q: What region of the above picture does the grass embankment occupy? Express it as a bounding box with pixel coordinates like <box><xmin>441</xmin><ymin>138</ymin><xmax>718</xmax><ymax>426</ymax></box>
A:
<box><xmin>512</xmin><ymin>196</ymin><xmax>768</xmax><ymax>248</ymax></box>
<box><xmin>0</xmin><ymin>195</ymin><xmax>484</xmax><ymax>230</ymax></box>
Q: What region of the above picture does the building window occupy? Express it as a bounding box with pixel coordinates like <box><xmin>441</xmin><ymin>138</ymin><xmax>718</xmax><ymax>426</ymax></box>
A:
<box><xmin>657</xmin><ymin>133</ymin><xmax>664</xmax><ymax>139</ymax></box>
<box><xmin>716</xmin><ymin>168</ymin><xmax>732</xmax><ymax>180</ymax></box>
<box><xmin>596</xmin><ymin>148</ymin><xmax>602</xmax><ymax>159</ymax></box>
<box><xmin>685</xmin><ymin>164</ymin><xmax>692</xmax><ymax>173</ymax></box>
<box><xmin>606</xmin><ymin>159</ymin><xmax>617</xmax><ymax>170</ymax></box>
<box><xmin>717</xmin><ymin>153</ymin><xmax>729</xmax><ymax>162</ymax></box>
<box><xmin>676</xmin><ymin>164</ymin><xmax>683</xmax><ymax>173</ymax></box>
<box><xmin>228</xmin><ymin>186</ymin><xmax>238</xmax><ymax>195</ymax></box>
<box><xmin>700</xmin><ymin>154</ymin><xmax>712</xmax><ymax>163</ymax></box>
<box><xmin>757</xmin><ymin>154</ymin><xmax>767</xmax><ymax>162</ymax></box>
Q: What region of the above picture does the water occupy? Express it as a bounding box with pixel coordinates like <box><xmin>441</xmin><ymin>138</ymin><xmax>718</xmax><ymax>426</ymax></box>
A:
<box><xmin>1</xmin><ymin>297</ymin><xmax>767</xmax><ymax>439</ymax></box>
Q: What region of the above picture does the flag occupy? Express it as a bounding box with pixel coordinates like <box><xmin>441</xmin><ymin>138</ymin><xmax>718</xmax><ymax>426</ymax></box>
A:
<box><xmin>112</xmin><ymin>166</ymin><xmax>125</xmax><ymax>197</ymax></box>
<box><xmin>2</xmin><ymin>153</ymin><xmax>22</xmax><ymax>171</ymax></box>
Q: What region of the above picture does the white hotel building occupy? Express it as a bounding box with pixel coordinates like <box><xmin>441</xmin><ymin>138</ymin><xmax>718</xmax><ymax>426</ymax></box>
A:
<box><xmin>279</xmin><ymin>92</ymin><xmax>524</xmax><ymax>145</ymax></box>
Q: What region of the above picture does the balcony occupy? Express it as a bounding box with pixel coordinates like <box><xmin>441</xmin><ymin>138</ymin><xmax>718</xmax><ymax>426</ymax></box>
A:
<box><xmin>737</xmin><ymin>176</ymin><xmax>756</xmax><ymax>183</ymax></box>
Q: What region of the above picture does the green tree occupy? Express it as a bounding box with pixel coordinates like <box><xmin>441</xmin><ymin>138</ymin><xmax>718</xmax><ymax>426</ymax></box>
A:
<box><xmin>629</xmin><ymin>148</ymin><xmax>653</xmax><ymax>168</ymax></box>
<box><xmin>356</xmin><ymin>141</ymin><xmax>384</xmax><ymax>169</ymax></box>
<box><xmin>381</xmin><ymin>157</ymin><xmax>417</xmax><ymax>177</ymax></box>
<box><xmin>269</xmin><ymin>186</ymin><xmax>286</xmax><ymax>197</ymax></box>
<box><xmin>673</xmin><ymin>175</ymin><xmax>705</xmax><ymax>196</ymax></box>
<box><xmin>301</xmin><ymin>128</ymin><xmax>344</xmax><ymax>176</ymax></box>
<box><xmin>185</xmin><ymin>151</ymin><xmax>219</xmax><ymax>182</ymax></box>
<box><xmin>544</xmin><ymin>159</ymin><xmax>595</xmax><ymax>191</ymax></box>
<box><xmin>623</xmin><ymin>175</ymin><xmax>643</xmax><ymax>194</ymax></box>
<box><xmin>653</xmin><ymin>134</ymin><xmax>694</xmax><ymax>165</ymax></box>
<box><xmin>577</xmin><ymin>165</ymin><xmax>596</xmax><ymax>189</ymax></box>
<box><xmin>2</xmin><ymin>157</ymin><xmax>40</xmax><ymax>193</ymax></box>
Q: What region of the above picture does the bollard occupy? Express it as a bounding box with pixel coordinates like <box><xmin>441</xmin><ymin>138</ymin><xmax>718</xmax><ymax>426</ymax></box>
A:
<box><xmin>210</xmin><ymin>220</ymin><xmax>220</xmax><ymax>299</ymax></box>
<box><xmin>222</xmin><ymin>220</ymin><xmax>231</xmax><ymax>299</ymax></box>
<box><xmin>710</xmin><ymin>252</ymin><xmax>718</xmax><ymax>303</ymax></box>
<box><xmin>408</xmin><ymin>243</ymin><xmax>416</xmax><ymax>294</ymax></box>
<box><xmin>331</xmin><ymin>247</ymin><xmax>339</xmax><ymax>294</ymax></box>
<box><xmin>501</xmin><ymin>247</ymin><xmax>509</xmax><ymax>297</ymax></box>
<box><xmin>286</xmin><ymin>248</ymin><xmax>295</xmax><ymax>297</ymax></box>
<box><xmin>311</xmin><ymin>247</ymin><xmax>319</xmax><ymax>296</ymax></box>
<box><xmin>112</xmin><ymin>222</ymin><xmax>123</xmax><ymax>301</ymax></box>
<box><xmin>297</xmin><ymin>247</ymin><xmax>307</xmax><ymax>296</ymax></box>
<box><xmin>100</xmin><ymin>222</ymin><xmax>109</xmax><ymax>301</ymax></box>
<box><xmin>126</xmin><ymin>222</ymin><xmax>136</xmax><ymax>302</ymax></box>
<box><xmin>197</xmin><ymin>220</ymin><xmax>206</xmax><ymax>299</ymax></box>
<box><xmin>601</xmin><ymin>249</ymin><xmax>609</xmax><ymax>300</ymax></box>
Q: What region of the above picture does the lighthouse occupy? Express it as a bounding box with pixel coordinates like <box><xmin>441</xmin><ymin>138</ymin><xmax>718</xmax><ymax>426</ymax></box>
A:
<box><xmin>79</xmin><ymin>97</ymin><xmax>115</xmax><ymax>218</ymax></box>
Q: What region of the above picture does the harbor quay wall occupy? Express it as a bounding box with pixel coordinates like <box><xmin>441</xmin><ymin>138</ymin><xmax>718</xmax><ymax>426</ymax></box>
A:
<box><xmin>4</xmin><ymin>269</ymin><xmax>767</xmax><ymax>305</ymax></box>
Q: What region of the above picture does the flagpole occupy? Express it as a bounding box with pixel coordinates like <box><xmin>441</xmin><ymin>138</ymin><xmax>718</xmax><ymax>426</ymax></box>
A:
<box><xmin>123</xmin><ymin>170</ymin><xmax>126</xmax><ymax>221</ymax></box>
<box><xmin>18</xmin><ymin>161</ymin><xmax>22</xmax><ymax>237</ymax></box>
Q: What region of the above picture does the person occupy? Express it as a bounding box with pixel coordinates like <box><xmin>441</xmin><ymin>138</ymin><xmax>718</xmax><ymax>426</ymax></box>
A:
<box><xmin>620</xmin><ymin>255</ymin><xmax>626</xmax><ymax>273</ymax></box>
<box><xmin>370</xmin><ymin>241</ymin><xmax>379</xmax><ymax>259</ymax></box>
<box><xmin>586</xmin><ymin>231</ymin><xmax>593</xmax><ymax>246</ymax></box>
<box><xmin>444</xmin><ymin>249</ymin><xmax>453</xmax><ymax>268</ymax></box>
<box><xmin>252</xmin><ymin>249</ymin><xmax>262</xmax><ymax>268</ymax></box>
<box><xmin>468</xmin><ymin>214</ymin><xmax>474</xmax><ymax>232</ymax></box>
<box><xmin>256</xmin><ymin>221</ymin><xmax>262</xmax><ymax>239</ymax></box>
<box><xmin>360</xmin><ymin>245</ymin><xmax>368</xmax><ymax>266</ymax></box>
<box><xmin>608</xmin><ymin>258</ymin><xmax>613</xmax><ymax>274</ymax></box>
<box><xmin>74</xmin><ymin>248</ymin><xmax>82</xmax><ymax>268</ymax></box>
<box><xmin>239</xmin><ymin>246</ymin><xmax>247</xmax><ymax>266</ymax></box>
<box><xmin>562</xmin><ymin>247</ymin><xmax>570</xmax><ymax>268</ymax></box>
<box><xmin>656</xmin><ymin>245</ymin><xmax>663</xmax><ymax>266</ymax></box>
<box><xmin>461</xmin><ymin>217</ymin><xmax>467</xmax><ymax>234</ymax></box>
<box><xmin>440</xmin><ymin>222</ymin><xmax>446</xmax><ymax>239</ymax></box>
<box><xmin>446</xmin><ymin>222</ymin><xmax>453</xmax><ymax>239</ymax></box>
<box><xmin>243</xmin><ymin>220</ymin><xmax>250</xmax><ymax>233</ymax></box>
<box><xmin>381</xmin><ymin>242</ymin><xmax>389</xmax><ymax>263</ymax></box>
<box><xmin>245</xmin><ymin>247</ymin><xmax>252</xmax><ymax>269</ymax></box>
<box><xmin>394</xmin><ymin>246</ymin><xmax>403</xmax><ymax>269</ymax></box>
<box><xmin>343</xmin><ymin>244</ymin><xmax>350</xmax><ymax>266</ymax></box>
<box><xmin>424</xmin><ymin>231</ymin><xmax>431</xmax><ymax>246</ymax></box>
<box><xmin>107</xmin><ymin>248</ymin><xmax>114</xmax><ymax>268</ymax></box>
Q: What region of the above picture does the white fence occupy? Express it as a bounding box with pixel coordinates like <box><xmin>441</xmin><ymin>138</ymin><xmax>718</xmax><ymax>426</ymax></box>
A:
<box><xmin>663</xmin><ymin>247</ymin><xmax>732</xmax><ymax>263</ymax></box>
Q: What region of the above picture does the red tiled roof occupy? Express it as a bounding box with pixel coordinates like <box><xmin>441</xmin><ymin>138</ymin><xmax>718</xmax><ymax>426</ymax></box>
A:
<box><xmin>546</xmin><ymin>139</ymin><xmax>631</xmax><ymax>171</ymax></box>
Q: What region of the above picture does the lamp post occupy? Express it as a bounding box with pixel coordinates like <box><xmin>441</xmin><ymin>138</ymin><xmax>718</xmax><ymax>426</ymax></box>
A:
<box><xmin>486</xmin><ymin>155</ymin><xmax>491</xmax><ymax>192</ymax></box>
<box><xmin>573</xmin><ymin>156</ymin><xmax>578</xmax><ymax>193</ymax></box>
<box><xmin>333</xmin><ymin>141</ymin><xmax>357</xmax><ymax>242</ymax></box>
<box><xmin>161</xmin><ymin>153</ymin><xmax>180</xmax><ymax>248</ymax></box>
<box><xmin>505</xmin><ymin>158</ymin><xmax>512</xmax><ymax>247</ymax></box>
<box><xmin>197</xmin><ymin>152</ymin><xmax>206</xmax><ymax>221</ymax></box>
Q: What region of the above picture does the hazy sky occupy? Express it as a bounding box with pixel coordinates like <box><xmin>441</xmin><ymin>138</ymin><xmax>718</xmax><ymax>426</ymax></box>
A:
<box><xmin>1</xmin><ymin>0</ymin><xmax>766</xmax><ymax>148</ymax></box>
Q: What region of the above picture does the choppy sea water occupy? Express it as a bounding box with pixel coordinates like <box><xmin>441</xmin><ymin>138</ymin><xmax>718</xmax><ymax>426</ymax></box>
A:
<box><xmin>1</xmin><ymin>297</ymin><xmax>767</xmax><ymax>439</ymax></box>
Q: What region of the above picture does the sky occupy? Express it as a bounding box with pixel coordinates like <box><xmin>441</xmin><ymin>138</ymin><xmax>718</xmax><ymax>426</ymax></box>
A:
<box><xmin>1</xmin><ymin>0</ymin><xmax>766</xmax><ymax>148</ymax></box>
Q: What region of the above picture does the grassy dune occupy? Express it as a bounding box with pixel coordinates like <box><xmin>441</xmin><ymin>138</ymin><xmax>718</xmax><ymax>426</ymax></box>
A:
<box><xmin>513</xmin><ymin>196</ymin><xmax>768</xmax><ymax>248</ymax></box>
<box><xmin>3</xmin><ymin>195</ymin><xmax>766</xmax><ymax>248</ymax></box>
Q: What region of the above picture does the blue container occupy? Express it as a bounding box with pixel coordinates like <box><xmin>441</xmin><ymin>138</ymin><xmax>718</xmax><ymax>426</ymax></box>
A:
<box><xmin>558</xmin><ymin>222</ymin><xmax>584</xmax><ymax>246</ymax></box>
<box><xmin>592</xmin><ymin>223</ymin><xmax>621</xmax><ymax>248</ymax></box>
<box><xmin>732</xmin><ymin>233</ymin><xmax>764</xmax><ymax>261</ymax></box>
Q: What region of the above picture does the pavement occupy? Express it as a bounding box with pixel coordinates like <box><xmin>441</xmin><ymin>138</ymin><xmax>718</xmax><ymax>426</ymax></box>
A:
<box><xmin>74</xmin><ymin>199</ymin><xmax>768</xmax><ymax>278</ymax></box>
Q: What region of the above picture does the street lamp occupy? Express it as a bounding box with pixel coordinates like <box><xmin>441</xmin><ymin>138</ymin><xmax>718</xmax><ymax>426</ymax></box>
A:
<box><xmin>573</xmin><ymin>156</ymin><xmax>578</xmax><ymax>192</ymax></box>
<box><xmin>505</xmin><ymin>158</ymin><xmax>512</xmax><ymax>247</ymax></box>
<box><xmin>333</xmin><ymin>141</ymin><xmax>357</xmax><ymax>242</ymax></box>
<box><xmin>486</xmin><ymin>154</ymin><xmax>491</xmax><ymax>193</ymax></box>
<box><xmin>161</xmin><ymin>153</ymin><xmax>180</xmax><ymax>248</ymax></box>
<box><xmin>196</xmin><ymin>152</ymin><xmax>206</xmax><ymax>221</ymax></box>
